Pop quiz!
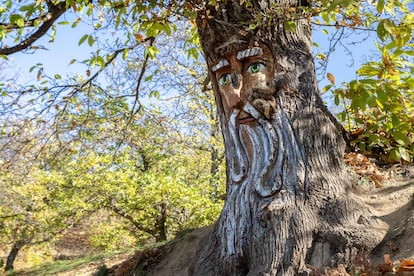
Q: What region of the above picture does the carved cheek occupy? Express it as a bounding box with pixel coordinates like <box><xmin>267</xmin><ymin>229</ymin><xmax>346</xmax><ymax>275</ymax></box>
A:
<box><xmin>251</xmin><ymin>73</ymin><xmax>268</xmax><ymax>89</ymax></box>
<box><xmin>245</xmin><ymin>73</ymin><xmax>269</xmax><ymax>92</ymax></box>
<box><xmin>219</xmin><ymin>85</ymin><xmax>242</xmax><ymax>116</ymax></box>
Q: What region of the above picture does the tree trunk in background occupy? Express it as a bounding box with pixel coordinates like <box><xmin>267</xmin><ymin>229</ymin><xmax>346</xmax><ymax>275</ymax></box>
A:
<box><xmin>155</xmin><ymin>202</ymin><xmax>167</xmax><ymax>242</ymax></box>
<box><xmin>5</xmin><ymin>239</ymin><xmax>25</xmax><ymax>271</ymax></box>
<box><xmin>189</xmin><ymin>0</ymin><xmax>387</xmax><ymax>275</ymax></box>
<box><xmin>209</xmin><ymin>103</ymin><xmax>223</xmax><ymax>198</ymax></box>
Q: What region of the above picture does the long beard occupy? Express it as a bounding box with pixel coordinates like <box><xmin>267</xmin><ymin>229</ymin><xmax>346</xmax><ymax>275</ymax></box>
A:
<box><xmin>216</xmin><ymin>101</ymin><xmax>311</xmax><ymax>273</ymax></box>
<box><xmin>224</xmin><ymin>101</ymin><xmax>307</xmax><ymax>197</ymax></box>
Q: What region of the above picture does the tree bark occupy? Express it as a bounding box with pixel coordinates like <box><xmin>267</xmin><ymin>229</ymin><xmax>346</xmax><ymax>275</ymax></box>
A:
<box><xmin>5</xmin><ymin>239</ymin><xmax>26</xmax><ymax>271</ymax></box>
<box><xmin>189</xmin><ymin>1</ymin><xmax>387</xmax><ymax>275</ymax></box>
<box><xmin>155</xmin><ymin>202</ymin><xmax>167</xmax><ymax>242</ymax></box>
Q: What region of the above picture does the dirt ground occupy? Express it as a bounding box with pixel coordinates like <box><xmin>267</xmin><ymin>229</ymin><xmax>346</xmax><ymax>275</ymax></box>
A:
<box><xmin>359</xmin><ymin>170</ymin><xmax>414</xmax><ymax>265</ymax></box>
<box><xmin>55</xmin><ymin>252</ymin><xmax>135</xmax><ymax>276</ymax></box>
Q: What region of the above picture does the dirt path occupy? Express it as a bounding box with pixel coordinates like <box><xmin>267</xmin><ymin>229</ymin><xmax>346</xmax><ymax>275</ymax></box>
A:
<box><xmin>360</xmin><ymin>177</ymin><xmax>414</xmax><ymax>265</ymax></box>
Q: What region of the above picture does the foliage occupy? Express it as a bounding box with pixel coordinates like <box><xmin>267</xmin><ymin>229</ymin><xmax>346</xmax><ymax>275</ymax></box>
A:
<box><xmin>319</xmin><ymin>0</ymin><xmax>414</xmax><ymax>162</ymax></box>
<box><xmin>0</xmin><ymin>93</ymin><xmax>224</xmax><ymax>267</ymax></box>
<box><xmin>0</xmin><ymin>3</ymin><xmax>222</xmax><ymax>267</ymax></box>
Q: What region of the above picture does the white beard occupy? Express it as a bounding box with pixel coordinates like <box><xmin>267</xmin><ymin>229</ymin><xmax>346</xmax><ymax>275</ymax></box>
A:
<box><xmin>217</xmin><ymin>101</ymin><xmax>310</xmax><ymax>265</ymax></box>
<box><xmin>224</xmin><ymin>102</ymin><xmax>307</xmax><ymax>197</ymax></box>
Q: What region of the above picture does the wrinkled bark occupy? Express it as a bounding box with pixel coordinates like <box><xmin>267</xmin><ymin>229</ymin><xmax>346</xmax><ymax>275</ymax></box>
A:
<box><xmin>189</xmin><ymin>1</ymin><xmax>387</xmax><ymax>275</ymax></box>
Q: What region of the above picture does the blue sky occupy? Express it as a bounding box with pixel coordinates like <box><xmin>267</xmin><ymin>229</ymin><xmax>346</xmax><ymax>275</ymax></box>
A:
<box><xmin>6</xmin><ymin>15</ymin><xmax>378</xmax><ymax>112</ymax></box>
<box><xmin>8</xmin><ymin>19</ymin><xmax>94</xmax><ymax>80</ymax></box>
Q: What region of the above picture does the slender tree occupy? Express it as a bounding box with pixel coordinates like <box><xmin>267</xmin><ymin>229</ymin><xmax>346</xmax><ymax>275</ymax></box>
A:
<box><xmin>189</xmin><ymin>1</ymin><xmax>387</xmax><ymax>275</ymax></box>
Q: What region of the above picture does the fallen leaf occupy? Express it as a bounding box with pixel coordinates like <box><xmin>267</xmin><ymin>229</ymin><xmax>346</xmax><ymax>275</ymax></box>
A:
<box><xmin>399</xmin><ymin>259</ymin><xmax>414</xmax><ymax>272</ymax></box>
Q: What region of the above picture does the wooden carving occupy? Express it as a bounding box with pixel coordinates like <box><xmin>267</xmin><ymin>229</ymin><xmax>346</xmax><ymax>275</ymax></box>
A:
<box><xmin>189</xmin><ymin>1</ymin><xmax>387</xmax><ymax>275</ymax></box>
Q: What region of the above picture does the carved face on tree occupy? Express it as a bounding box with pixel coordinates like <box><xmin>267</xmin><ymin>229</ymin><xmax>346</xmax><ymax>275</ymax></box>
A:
<box><xmin>211</xmin><ymin>45</ymin><xmax>277</xmax><ymax>123</ymax></box>
<box><xmin>210</xmin><ymin>42</ymin><xmax>307</xmax><ymax>198</ymax></box>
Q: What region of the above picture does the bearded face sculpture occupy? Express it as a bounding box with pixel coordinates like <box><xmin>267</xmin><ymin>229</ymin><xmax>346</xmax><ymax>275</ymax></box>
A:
<box><xmin>211</xmin><ymin>43</ymin><xmax>307</xmax><ymax>198</ymax></box>
<box><xmin>204</xmin><ymin>43</ymin><xmax>310</xmax><ymax>271</ymax></box>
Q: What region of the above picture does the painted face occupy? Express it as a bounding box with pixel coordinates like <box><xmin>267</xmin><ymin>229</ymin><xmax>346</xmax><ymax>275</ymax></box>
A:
<box><xmin>212</xmin><ymin>46</ymin><xmax>276</xmax><ymax>123</ymax></box>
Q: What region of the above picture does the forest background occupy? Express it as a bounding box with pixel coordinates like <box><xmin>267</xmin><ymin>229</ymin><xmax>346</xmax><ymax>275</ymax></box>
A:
<box><xmin>0</xmin><ymin>0</ymin><xmax>413</xmax><ymax>273</ymax></box>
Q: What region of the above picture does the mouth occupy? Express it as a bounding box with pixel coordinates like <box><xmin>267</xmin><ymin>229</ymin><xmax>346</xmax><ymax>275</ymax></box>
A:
<box><xmin>238</xmin><ymin>111</ymin><xmax>256</xmax><ymax>124</ymax></box>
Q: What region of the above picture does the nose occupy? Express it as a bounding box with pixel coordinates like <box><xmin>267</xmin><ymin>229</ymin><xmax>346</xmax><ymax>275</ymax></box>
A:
<box><xmin>231</xmin><ymin>72</ymin><xmax>240</xmax><ymax>89</ymax></box>
<box><xmin>228</xmin><ymin>72</ymin><xmax>243</xmax><ymax>108</ymax></box>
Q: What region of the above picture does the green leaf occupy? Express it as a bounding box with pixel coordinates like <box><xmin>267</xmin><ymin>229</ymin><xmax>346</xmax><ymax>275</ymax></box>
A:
<box><xmin>145</xmin><ymin>75</ymin><xmax>153</xmax><ymax>82</ymax></box>
<box><xmin>122</xmin><ymin>49</ymin><xmax>129</xmax><ymax>60</ymax></box>
<box><xmin>149</xmin><ymin>90</ymin><xmax>160</xmax><ymax>99</ymax></box>
<box><xmin>186</xmin><ymin>47</ymin><xmax>199</xmax><ymax>60</ymax></box>
<box><xmin>398</xmin><ymin>147</ymin><xmax>411</xmax><ymax>162</ymax></box>
<box><xmin>382</xmin><ymin>19</ymin><xmax>395</xmax><ymax>35</ymax></box>
<box><xmin>10</xmin><ymin>14</ymin><xmax>24</xmax><ymax>28</ymax></box>
<box><xmin>312</xmin><ymin>42</ymin><xmax>320</xmax><ymax>48</ymax></box>
<box><xmin>375</xmin><ymin>98</ymin><xmax>384</xmax><ymax>110</ymax></box>
<box><xmin>326</xmin><ymin>1</ymin><xmax>339</xmax><ymax>13</ymax></box>
<box><xmin>389</xmin><ymin>148</ymin><xmax>401</xmax><ymax>162</ymax></box>
<box><xmin>88</xmin><ymin>35</ymin><xmax>95</xmax><ymax>47</ymax></box>
<box><xmin>283</xmin><ymin>21</ymin><xmax>296</xmax><ymax>33</ymax></box>
<box><xmin>97</xmin><ymin>55</ymin><xmax>105</xmax><ymax>67</ymax></box>
<box><xmin>334</xmin><ymin>94</ymin><xmax>340</xmax><ymax>106</ymax></box>
<box><xmin>376</xmin><ymin>21</ymin><xmax>388</xmax><ymax>42</ymax></box>
<box><xmin>147</xmin><ymin>46</ymin><xmax>160</xmax><ymax>59</ymax></box>
<box><xmin>322</xmin><ymin>84</ymin><xmax>332</xmax><ymax>93</ymax></box>
<box><xmin>376</xmin><ymin>0</ymin><xmax>385</xmax><ymax>14</ymax></box>
<box><xmin>79</xmin><ymin>34</ymin><xmax>88</xmax><ymax>46</ymax></box>
<box><xmin>321</xmin><ymin>12</ymin><xmax>330</xmax><ymax>24</ymax></box>
<box><xmin>376</xmin><ymin>89</ymin><xmax>388</xmax><ymax>107</ymax></box>
<box><xmin>161</xmin><ymin>22</ymin><xmax>172</xmax><ymax>36</ymax></box>
<box><xmin>19</xmin><ymin>4</ymin><xmax>35</xmax><ymax>15</ymax></box>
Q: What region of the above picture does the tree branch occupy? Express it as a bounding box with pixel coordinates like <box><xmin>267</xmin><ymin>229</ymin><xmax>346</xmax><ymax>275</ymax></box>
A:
<box><xmin>108</xmin><ymin>204</ymin><xmax>157</xmax><ymax>237</ymax></box>
<box><xmin>312</xmin><ymin>21</ymin><xmax>376</xmax><ymax>32</ymax></box>
<box><xmin>128</xmin><ymin>37</ymin><xmax>155</xmax><ymax>124</ymax></box>
<box><xmin>0</xmin><ymin>1</ymin><xmax>68</xmax><ymax>56</ymax></box>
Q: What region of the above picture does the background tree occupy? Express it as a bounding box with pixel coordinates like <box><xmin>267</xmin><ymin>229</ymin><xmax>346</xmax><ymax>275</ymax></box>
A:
<box><xmin>1</xmin><ymin>15</ymin><xmax>225</xmax><ymax>270</ymax></box>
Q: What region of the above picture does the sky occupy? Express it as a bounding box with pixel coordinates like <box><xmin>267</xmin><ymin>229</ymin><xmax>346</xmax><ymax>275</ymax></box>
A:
<box><xmin>8</xmin><ymin>18</ymin><xmax>96</xmax><ymax>81</ymax></box>
<box><xmin>5</xmin><ymin>12</ymin><xmax>379</xmax><ymax>113</ymax></box>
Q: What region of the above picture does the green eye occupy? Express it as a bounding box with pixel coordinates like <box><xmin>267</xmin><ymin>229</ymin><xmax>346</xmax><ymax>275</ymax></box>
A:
<box><xmin>247</xmin><ymin>62</ymin><xmax>265</xmax><ymax>74</ymax></box>
<box><xmin>218</xmin><ymin>73</ymin><xmax>231</xmax><ymax>86</ymax></box>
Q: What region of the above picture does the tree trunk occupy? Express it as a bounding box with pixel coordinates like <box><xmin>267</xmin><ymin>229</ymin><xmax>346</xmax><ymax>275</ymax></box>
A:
<box><xmin>155</xmin><ymin>202</ymin><xmax>167</xmax><ymax>242</ymax></box>
<box><xmin>189</xmin><ymin>1</ymin><xmax>387</xmax><ymax>275</ymax></box>
<box><xmin>5</xmin><ymin>239</ymin><xmax>26</xmax><ymax>271</ymax></box>
<box><xmin>209</xmin><ymin>103</ymin><xmax>223</xmax><ymax>198</ymax></box>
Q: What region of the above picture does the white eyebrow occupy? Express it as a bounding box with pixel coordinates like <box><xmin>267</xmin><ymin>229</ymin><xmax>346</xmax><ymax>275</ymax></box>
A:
<box><xmin>211</xmin><ymin>59</ymin><xmax>230</xmax><ymax>72</ymax></box>
<box><xmin>236</xmin><ymin>47</ymin><xmax>263</xmax><ymax>60</ymax></box>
